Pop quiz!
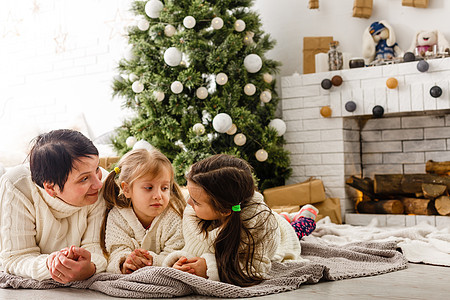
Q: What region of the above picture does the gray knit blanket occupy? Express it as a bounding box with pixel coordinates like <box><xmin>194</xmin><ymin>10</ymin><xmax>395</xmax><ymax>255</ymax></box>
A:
<box><xmin>0</xmin><ymin>240</ymin><xmax>407</xmax><ymax>298</ymax></box>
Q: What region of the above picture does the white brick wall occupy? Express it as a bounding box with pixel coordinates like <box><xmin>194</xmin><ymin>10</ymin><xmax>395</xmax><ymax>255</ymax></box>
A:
<box><xmin>281</xmin><ymin>57</ymin><xmax>450</xmax><ymax>219</ymax></box>
<box><xmin>0</xmin><ymin>0</ymin><xmax>134</xmax><ymax>165</ymax></box>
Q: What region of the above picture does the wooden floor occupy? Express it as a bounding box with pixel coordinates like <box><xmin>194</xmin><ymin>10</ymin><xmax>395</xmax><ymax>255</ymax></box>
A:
<box><xmin>0</xmin><ymin>263</ymin><xmax>448</xmax><ymax>299</ymax></box>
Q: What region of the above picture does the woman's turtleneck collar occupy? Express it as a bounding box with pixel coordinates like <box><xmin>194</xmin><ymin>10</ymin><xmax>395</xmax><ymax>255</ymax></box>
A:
<box><xmin>38</xmin><ymin>186</ymin><xmax>83</xmax><ymax>219</ymax></box>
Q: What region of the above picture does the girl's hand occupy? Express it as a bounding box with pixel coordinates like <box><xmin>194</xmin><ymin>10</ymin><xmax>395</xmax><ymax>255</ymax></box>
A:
<box><xmin>180</xmin><ymin>257</ymin><xmax>207</xmax><ymax>278</ymax></box>
<box><xmin>172</xmin><ymin>256</ymin><xmax>195</xmax><ymax>274</ymax></box>
<box><xmin>121</xmin><ymin>249</ymin><xmax>153</xmax><ymax>274</ymax></box>
<box><xmin>47</xmin><ymin>246</ymin><xmax>96</xmax><ymax>283</ymax></box>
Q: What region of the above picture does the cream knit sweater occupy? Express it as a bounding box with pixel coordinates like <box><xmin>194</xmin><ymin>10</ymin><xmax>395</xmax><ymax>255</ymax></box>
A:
<box><xmin>0</xmin><ymin>165</ymin><xmax>107</xmax><ymax>281</ymax></box>
<box><xmin>105</xmin><ymin>206</ymin><xmax>184</xmax><ymax>273</ymax></box>
<box><xmin>163</xmin><ymin>192</ymin><xmax>303</xmax><ymax>281</ymax></box>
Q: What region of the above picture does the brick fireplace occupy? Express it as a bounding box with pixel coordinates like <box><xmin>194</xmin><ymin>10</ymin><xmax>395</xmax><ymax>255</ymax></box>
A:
<box><xmin>281</xmin><ymin>57</ymin><xmax>450</xmax><ymax>227</ymax></box>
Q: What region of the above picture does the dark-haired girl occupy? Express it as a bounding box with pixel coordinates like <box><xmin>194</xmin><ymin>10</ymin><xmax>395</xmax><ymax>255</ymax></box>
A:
<box><xmin>163</xmin><ymin>154</ymin><xmax>305</xmax><ymax>287</ymax></box>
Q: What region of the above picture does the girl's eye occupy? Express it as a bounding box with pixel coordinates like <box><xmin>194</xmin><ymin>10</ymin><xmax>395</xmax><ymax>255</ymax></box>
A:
<box><xmin>145</xmin><ymin>186</ymin><xmax>153</xmax><ymax>190</ymax></box>
<box><xmin>80</xmin><ymin>177</ymin><xmax>88</xmax><ymax>182</ymax></box>
<box><xmin>162</xmin><ymin>187</ymin><xmax>169</xmax><ymax>191</ymax></box>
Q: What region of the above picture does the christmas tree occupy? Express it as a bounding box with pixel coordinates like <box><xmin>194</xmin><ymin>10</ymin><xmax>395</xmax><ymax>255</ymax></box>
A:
<box><xmin>112</xmin><ymin>0</ymin><xmax>291</xmax><ymax>190</ymax></box>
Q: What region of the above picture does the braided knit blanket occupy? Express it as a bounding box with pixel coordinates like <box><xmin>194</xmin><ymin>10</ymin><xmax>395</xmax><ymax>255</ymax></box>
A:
<box><xmin>0</xmin><ymin>240</ymin><xmax>406</xmax><ymax>298</ymax></box>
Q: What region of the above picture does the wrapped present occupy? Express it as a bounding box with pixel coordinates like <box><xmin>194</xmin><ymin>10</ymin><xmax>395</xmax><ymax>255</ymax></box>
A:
<box><xmin>308</xmin><ymin>0</ymin><xmax>319</xmax><ymax>9</ymax></box>
<box><xmin>270</xmin><ymin>205</ymin><xmax>301</xmax><ymax>214</ymax></box>
<box><xmin>99</xmin><ymin>156</ymin><xmax>120</xmax><ymax>171</ymax></box>
<box><xmin>353</xmin><ymin>0</ymin><xmax>373</xmax><ymax>18</ymax></box>
<box><xmin>303</xmin><ymin>36</ymin><xmax>334</xmax><ymax>74</ymax></box>
<box><xmin>263</xmin><ymin>178</ymin><xmax>327</xmax><ymax>209</ymax></box>
<box><xmin>402</xmin><ymin>0</ymin><xmax>429</xmax><ymax>8</ymax></box>
<box><xmin>315</xmin><ymin>197</ymin><xmax>342</xmax><ymax>224</ymax></box>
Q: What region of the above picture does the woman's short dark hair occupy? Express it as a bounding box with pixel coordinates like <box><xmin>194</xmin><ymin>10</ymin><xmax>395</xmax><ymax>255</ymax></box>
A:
<box><xmin>29</xmin><ymin>129</ymin><xmax>98</xmax><ymax>191</ymax></box>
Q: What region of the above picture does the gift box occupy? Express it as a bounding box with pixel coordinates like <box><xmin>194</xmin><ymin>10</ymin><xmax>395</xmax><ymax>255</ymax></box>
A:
<box><xmin>315</xmin><ymin>197</ymin><xmax>342</xmax><ymax>224</ymax></box>
<box><xmin>303</xmin><ymin>36</ymin><xmax>334</xmax><ymax>74</ymax></box>
<box><xmin>308</xmin><ymin>0</ymin><xmax>319</xmax><ymax>9</ymax></box>
<box><xmin>270</xmin><ymin>205</ymin><xmax>301</xmax><ymax>214</ymax></box>
<box><xmin>263</xmin><ymin>178</ymin><xmax>327</xmax><ymax>208</ymax></box>
<box><xmin>352</xmin><ymin>0</ymin><xmax>373</xmax><ymax>18</ymax></box>
<box><xmin>99</xmin><ymin>156</ymin><xmax>120</xmax><ymax>171</ymax></box>
<box><xmin>402</xmin><ymin>0</ymin><xmax>429</xmax><ymax>8</ymax></box>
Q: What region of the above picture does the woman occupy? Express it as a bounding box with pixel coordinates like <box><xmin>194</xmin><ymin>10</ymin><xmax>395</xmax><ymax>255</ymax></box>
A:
<box><xmin>0</xmin><ymin>129</ymin><xmax>107</xmax><ymax>283</ymax></box>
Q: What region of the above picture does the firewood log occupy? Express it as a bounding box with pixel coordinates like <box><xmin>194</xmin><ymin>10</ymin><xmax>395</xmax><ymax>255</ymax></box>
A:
<box><xmin>374</xmin><ymin>174</ymin><xmax>450</xmax><ymax>194</ymax></box>
<box><xmin>426</xmin><ymin>160</ymin><xmax>450</xmax><ymax>176</ymax></box>
<box><xmin>356</xmin><ymin>200</ymin><xmax>404</xmax><ymax>214</ymax></box>
<box><xmin>400</xmin><ymin>197</ymin><xmax>436</xmax><ymax>215</ymax></box>
<box><xmin>435</xmin><ymin>195</ymin><xmax>450</xmax><ymax>216</ymax></box>
<box><xmin>422</xmin><ymin>183</ymin><xmax>447</xmax><ymax>199</ymax></box>
<box><xmin>346</xmin><ymin>176</ymin><xmax>376</xmax><ymax>199</ymax></box>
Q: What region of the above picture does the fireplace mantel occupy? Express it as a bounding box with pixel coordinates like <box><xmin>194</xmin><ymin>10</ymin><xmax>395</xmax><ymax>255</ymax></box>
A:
<box><xmin>281</xmin><ymin>57</ymin><xmax>450</xmax><ymax>224</ymax></box>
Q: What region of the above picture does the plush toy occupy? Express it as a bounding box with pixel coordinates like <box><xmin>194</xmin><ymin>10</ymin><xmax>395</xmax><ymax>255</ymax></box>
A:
<box><xmin>408</xmin><ymin>30</ymin><xmax>450</xmax><ymax>57</ymax></box>
<box><xmin>362</xmin><ymin>20</ymin><xmax>402</xmax><ymax>65</ymax></box>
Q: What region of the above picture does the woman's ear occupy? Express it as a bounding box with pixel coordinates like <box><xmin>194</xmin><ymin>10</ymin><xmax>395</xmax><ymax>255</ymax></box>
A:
<box><xmin>43</xmin><ymin>182</ymin><xmax>57</xmax><ymax>197</ymax></box>
<box><xmin>121</xmin><ymin>181</ymin><xmax>132</xmax><ymax>198</ymax></box>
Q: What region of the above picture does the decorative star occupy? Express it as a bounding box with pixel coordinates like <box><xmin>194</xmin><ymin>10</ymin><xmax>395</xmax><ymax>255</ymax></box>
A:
<box><xmin>104</xmin><ymin>8</ymin><xmax>134</xmax><ymax>40</ymax></box>
<box><xmin>54</xmin><ymin>27</ymin><xmax>68</xmax><ymax>54</ymax></box>
<box><xmin>2</xmin><ymin>11</ymin><xmax>23</xmax><ymax>38</ymax></box>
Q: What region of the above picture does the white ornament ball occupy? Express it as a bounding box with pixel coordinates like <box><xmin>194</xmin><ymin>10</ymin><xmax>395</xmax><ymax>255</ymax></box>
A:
<box><xmin>263</xmin><ymin>73</ymin><xmax>273</xmax><ymax>83</ymax></box>
<box><xmin>226</xmin><ymin>124</ymin><xmax>237</xmax><ymax>135</ymax></box>
<box><xmin>234</xmin><ymin>133</ymin><xmax>246</xmax><ymax>146</ymax></box>
<box><xmin>260</xmin><ymin>90</ymin><xmax>272</xmax><ymax>103</ymax></box>
<box><xmin>255</xmin><ymin>149</ymin><xmax>268</xmax><ymax>162</ymax></box>
<box><xmin>133</xmin><ymin>139</ymin><xmax>153</xmax><ymax>151</ymax></box>
<box><xmin>126</xmin><ymin>136</ymin><xmax>138</xmax><ymax>148</ymax></box>
<box><xmin>164</xmin><ymin>24</ymin><xmax>176</xmax><ymax>37</ymax></box>
<box><xmin>196</xmin><ymin>87</ymin><xmax>208</xmax><ymax>99</ymax></box>
<box><xmin>212</xmin><ymin>113</ymin><xmax>232</xmax><ymax>133</ymax></box>
<box><xmin>244</xmin><ymin>83</ymin><xmax>256</xmax><ymax>96</ymax></box>
<box><xmin>216</xmin><ymin>73</ymin><xmax>228</xmax><ymax>85</ymax></box>
<box><xmin>124</xmin><ymin>44</ymin><xmax>135</xmax><ymax>61</ymax></box>
<box><xmin>234</xmin><ymin>19</ymin><xmax>246</xmax><ymax>32</ymax></box>
<box><xmin>164</xmin><ymin>47</ymin><xmax>182</xmax><ymax>67</ymax></box>
<box><xmin>193</xmin><ymin>123</ymin><xmax>205</xmax><ymax>135</ymax></box>
<box><xmin>153</xmin><ymin>91</ymin><xmax>165</xmax><ymax>102</ymax></box>
<box><xmin>145</xmin><ymin>0</ymin><xmax>164</xmax><ymax>19</ymax></box>
<box><xmin>129</xmin><ymin>73</ymin><xmax>139</xmax><ymax>82</ymax></box>
<box><xmin>171</xmin><ymin>81</ymin><xmax>183</xmax><ymax>94</ymax></box>
<box><xmin>183</xmin><ymin>16</ymin><xmax>196</xmax><ymax>29</ymax></box>
<box><xmin>211</xmin><ymin>17</ymin><xmax>224</xmax><ymax>30</ymax></box>
<box><xmin>268</xmin><ymin>119</ymin><xmax>287</xmax><ymax>136</ymax></box>
<box><xmin>244</xmin><ymin>54</ymin><xmax>262</xmax><ymax>73</ymax></box>
<box><xmin>137</xmin><ymin>19</ymin><xmax>150</xmax><ymax>31</ymax></box>
<box><xmin>132</xmin><ymin>81</ymin><xmax>144</xmax><ymax>93</ymax></box>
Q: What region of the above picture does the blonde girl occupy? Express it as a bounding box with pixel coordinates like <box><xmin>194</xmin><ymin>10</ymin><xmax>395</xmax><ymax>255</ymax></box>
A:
<box><xmin>163</xmin><ymin>154</ymin><xmax>303</xmax><ymax>286</ymax></box>
<box><xmin>101</xmin><ymin>148</ymin><xmax>185</xmax><ymax>274</ymax></box>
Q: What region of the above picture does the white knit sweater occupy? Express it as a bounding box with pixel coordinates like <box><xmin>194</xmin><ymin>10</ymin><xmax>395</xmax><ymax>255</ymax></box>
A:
<box><xmin>163</xmin><ymin>192</ymin><xmax>302</xmax><ymax>281</ymax></box>
<box><xmin>0</xmin><ymin>165</ymin><xmax>107</xmax><ymax>281</ymax></box>
<box><xmin>105</xmin><ymin>206</ymin><xmax>184</xmax><ymax>273</ymax></box>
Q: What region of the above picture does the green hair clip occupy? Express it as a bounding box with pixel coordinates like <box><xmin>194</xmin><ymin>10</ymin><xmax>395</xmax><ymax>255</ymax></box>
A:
<box><xmin>231</xmin><ymin>204</ymin><xmax>241</xmax><ymax>212</ymax></box>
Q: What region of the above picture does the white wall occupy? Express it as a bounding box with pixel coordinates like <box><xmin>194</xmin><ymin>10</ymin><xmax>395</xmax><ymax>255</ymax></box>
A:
<box><xmin>255</xmin><ymin>0</ymin><xmax>450</xmax><ymax>76</ymax></box>
<box><xmin>1</xmin><ymin>0</ymin><xmax>449</xmax><ymax>166</ymax></box>
<box><xmin>0</xmin><ymin>0</ymin><xmax>133</xmax><ymax>165</ymax></box>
